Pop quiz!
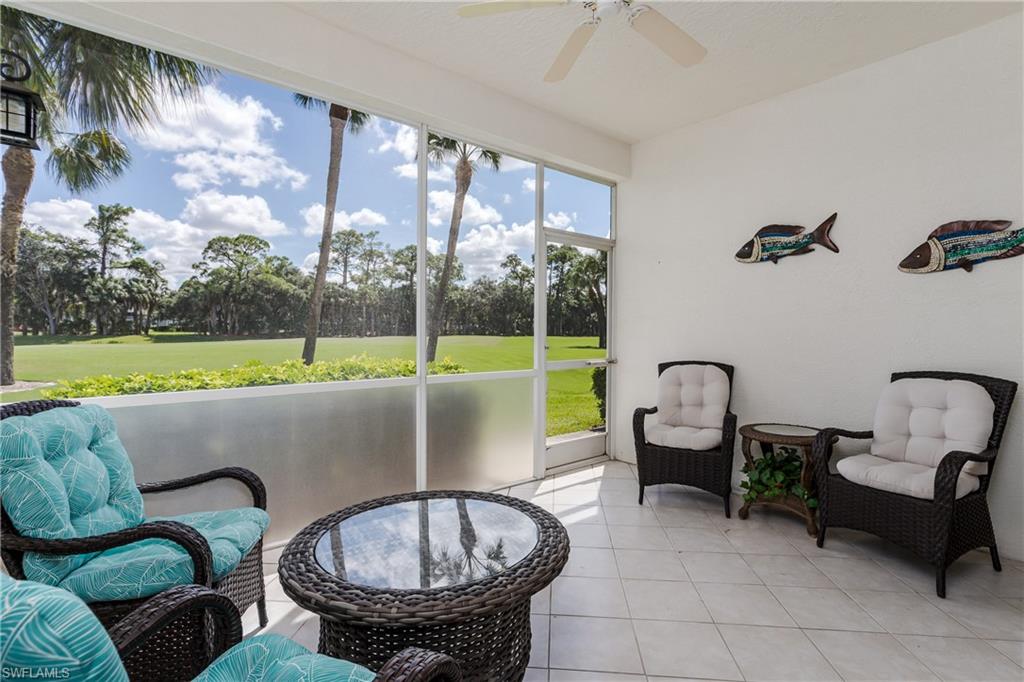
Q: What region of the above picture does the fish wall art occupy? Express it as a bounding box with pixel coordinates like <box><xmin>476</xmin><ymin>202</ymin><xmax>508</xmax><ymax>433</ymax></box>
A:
<box><xmin>735</xmin><ymin>213</ymin><xmax>839</xmax><ymax>264</ymax></box>
<box><xmin>899</xmin><ymin>220</ymin><xmax>1024</xmax><ymax>273</ymax></box>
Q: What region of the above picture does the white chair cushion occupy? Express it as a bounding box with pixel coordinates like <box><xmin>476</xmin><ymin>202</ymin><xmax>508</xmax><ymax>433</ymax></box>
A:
<box><xmin>657</xmin><ymin>364</ymin><xmax>729</xmax><ymax>430</ymax></box>
<box><xmin>870</xmin><ymin>378</ymin><xmax>993</xmax><ymax>476</ymax></box>
<box><xmin>645</xmin><ymin>424</ymin><xmax>722</xmax><ymax>451</ymax></box>
<box><xmin>836</xmin><ymin>453</ymin><xmax>980</xmax><ymax>500</ymax></box>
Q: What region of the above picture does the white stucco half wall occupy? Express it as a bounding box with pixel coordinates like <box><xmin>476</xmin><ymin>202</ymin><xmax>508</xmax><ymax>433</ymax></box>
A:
<box><xmin>614</xmin><ymin>15</ymin><xmax>1024</xmax><ymax>559</ymax></box>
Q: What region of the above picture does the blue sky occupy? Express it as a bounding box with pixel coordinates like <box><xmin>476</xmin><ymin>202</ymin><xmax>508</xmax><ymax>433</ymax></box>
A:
<box><xmin>23</xmin><ymin>69</ymin><xmax>611</xmax><ymax>286</ymax></box>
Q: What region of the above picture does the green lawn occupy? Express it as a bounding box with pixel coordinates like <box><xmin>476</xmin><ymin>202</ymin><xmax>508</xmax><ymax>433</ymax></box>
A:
<box><xmin>4</xmin><ymin>333</ymin><xmax>604</xmax><ymax>436</ymax></box>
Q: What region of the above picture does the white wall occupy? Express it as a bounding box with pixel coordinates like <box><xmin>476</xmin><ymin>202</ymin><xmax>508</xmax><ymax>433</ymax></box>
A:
<box><xmin>614</xmin><ymin>16</ymin><xmax>1024</xmax><ymax>559</ymax></box>
<box><xmin>17</xmin><ymin>1</ymin><xmax>630</xmax><ymax>180</ymax></box>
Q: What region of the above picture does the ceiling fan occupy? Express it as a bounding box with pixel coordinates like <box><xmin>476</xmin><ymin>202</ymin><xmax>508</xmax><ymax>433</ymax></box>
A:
<box><xmin>456</xmin><ymin>0</ymin><xmax>707</xmax><ymax>82</ymax></box>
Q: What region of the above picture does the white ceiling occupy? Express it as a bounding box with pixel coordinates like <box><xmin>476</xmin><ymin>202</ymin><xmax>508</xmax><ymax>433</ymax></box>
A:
<box><xmin>292</xmin><ymin>1</ymin><xmax>1020</xmax><ymax>143</ymax></box>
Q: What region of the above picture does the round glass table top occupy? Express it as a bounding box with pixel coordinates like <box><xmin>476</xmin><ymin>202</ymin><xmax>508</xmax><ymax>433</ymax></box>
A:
<box><xmin>314</xmin><ymin>497</ymin><xmax>539</xmax><ymax>590</ymax></box>
<box><xmin>747</xmin><ymin>423</ymin><xmax>819</xmax><ymax>437</ymax></box>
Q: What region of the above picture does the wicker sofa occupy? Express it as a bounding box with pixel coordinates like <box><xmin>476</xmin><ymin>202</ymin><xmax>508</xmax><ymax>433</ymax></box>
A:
<box><xmin>634</xmin><ymin>361</ymin><xmax>737</xmax><ymax>516</ymax></box>
<box><xmin>0</xmin><ymin>399</ymin><xmax>269</xmax><ymax>679</ymax></box>
<box><xmin>813</xmin><ymin>371</ymin><xmax>1018</xmax><ymax>598</ymax></box>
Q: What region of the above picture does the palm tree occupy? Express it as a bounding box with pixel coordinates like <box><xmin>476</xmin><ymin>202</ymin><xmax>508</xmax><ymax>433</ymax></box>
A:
<box><xmin>425</xmin><ymin>134</ymin><xmax>501</xmax><ymax>363</ymax></box>
<box><xmin>294</xmin><ymin>95</ymin><xmax>368</xmax><ymax>365</ymax></box>
<box><xmin>567</xmin><ymin>250</ymin><xmax>608</xmax><ymax>349</ymax></box>
<box><xmin>0</xmin><ymin>6</ymin><xmax>213</xmax><ymax>384</ymax></box>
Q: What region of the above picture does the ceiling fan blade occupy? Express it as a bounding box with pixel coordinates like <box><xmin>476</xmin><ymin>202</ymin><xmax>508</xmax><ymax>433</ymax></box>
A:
<box><xmin>628</xmin><ymin>5</ymin><xmax>706</xmax><ymax>66</ymax></box>
<box><xmin>544</xmin><ymin>19</ymin><xmax>599</xmax><ymax>83</ymax></box>
<box><xmin>458</xmin><ymin>0</ymin><xmax>565</xmax><ymax>18</ymax></box>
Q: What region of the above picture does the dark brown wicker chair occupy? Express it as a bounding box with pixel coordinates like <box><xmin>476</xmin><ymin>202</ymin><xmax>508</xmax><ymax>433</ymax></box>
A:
<box><xmin>634</xmin><ymin>361</ymin><xmax>737</xmax><ymax>517</ymax></box>
<box><xmin>813</xmin><ymin>371</ymin><xmax>1018</xmax><ymax>598</ymax></box>
<box><xmin>109</xmin><ymin>583</ymin><xmax>461</xmax><ymax>681</ymax></box>
<box><xmin>0</xmin><ymin>399</ymin><xmax>269</xmax><ymax>678</ymax></box>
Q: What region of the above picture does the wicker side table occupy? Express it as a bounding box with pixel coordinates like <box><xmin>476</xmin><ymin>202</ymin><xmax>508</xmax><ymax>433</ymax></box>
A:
<box><xmin>279</xmin><ymin>490</ymin><xmax>569</xmax><ymax>682</ymax></box>
<box><xmin>738</xmin><ymin>423</ymin><xmax>830</xmax><ymax>535</ymax></box>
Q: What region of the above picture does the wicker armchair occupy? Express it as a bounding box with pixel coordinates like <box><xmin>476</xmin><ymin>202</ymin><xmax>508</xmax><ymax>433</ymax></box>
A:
<box><xmin>634</xmin><ymin>361</ymin><xmax>737</xmax><ymax>517</ymax></box>
<box><xmin>1</xmin><ymin>574</ymin><xmax>461</xmax><ymax>682</ymax></box>
<box><xmin>0</xmin><ymin>399</ymin><xmax>269</xmax><ymax>676</ymax></box>
<box><xmin>814</xmin><ymin>371</ymin><xmax>1018</xmax><ymax>598</ymax></box>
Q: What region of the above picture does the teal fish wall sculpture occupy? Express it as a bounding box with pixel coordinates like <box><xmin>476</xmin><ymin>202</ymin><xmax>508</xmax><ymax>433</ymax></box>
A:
<box><xmin>898</xmin><ymin>220</ymin><xmax>1024</xmax><ymax>273</ymax></box>
<box><xmin>735</xmin><ymin>213</ymin><xmax>839</xmax><ymax>264</ymax></box>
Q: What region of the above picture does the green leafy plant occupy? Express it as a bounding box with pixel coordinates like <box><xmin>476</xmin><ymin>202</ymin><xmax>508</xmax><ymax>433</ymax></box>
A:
<box><xmin>43</xmin><ymin>354</ymin><xmax>465</xmax><ymax>398</ymax></box>
<box><xmin>591</xmin><ymin>366</ymin><xmax>606</xmax><ymax>422</ymax></box>
<box><xmin>740</xmin><ymin>445</ymin><xmax>818</xmax><ymax>508</ymax></box>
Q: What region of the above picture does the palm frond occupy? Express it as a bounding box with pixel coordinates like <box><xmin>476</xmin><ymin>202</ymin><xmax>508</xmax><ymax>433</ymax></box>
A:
<box><xmin>426</xmin><ymin>133</ymin><xmax>460</xmax><ymax>166</ymax></box>
<box><xmin>478</xmin><ymin>148</ymin><xmax>502</xmax><ymax>172</ymax></box>
<box><xmin>46</xmin><ymin>129</ymin><xmax>131</xmax><ymax>193</ymax></box>
<box><xmin>1</xmin><ymin>6</ymin><xmax>53</xmax><ymax>88</ymax></box>
<box><xmin>293</xmin><ymin>93</ymin><xmax>326</xmax><ymax>111</ymax></box>
<box><xmin>348</xmin><ymin>110</ymin><xmax>370</xmax><ymax>134</ymax></box>
<box><xmin>43</xmin><ymin>21</ymin><xmax>214</xmax><ymax>131</ymax></box>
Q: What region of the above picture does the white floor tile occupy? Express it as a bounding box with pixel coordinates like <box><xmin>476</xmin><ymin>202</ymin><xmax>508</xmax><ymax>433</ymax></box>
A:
<box><xmin>743</xmin><ymin>554</ymin><xmax>835</xmax><ymax>588</ymax></box>
<box><xmin>551</xmin><ymin>576</ymin><xmax>630</xmax><ymax>618</ymax></box>
<box><xmin>925</xmin><ymin>593</ymin><xmax>1024</xmax><ymax>640</ymax></box>
<box><xmin>622</xmin><ymin>579</ymin><xmax>711</xmax><ymax>622</ymax></box>
<box><xmin>608</xmin><ymin>525</ymin><xmax>672</xmax><ymax>550</ymax></box>
<box><xmin>664</xmin><ymin>527</ymin><xmax>733</xmax><ymax>553</ymax></box>
<box><xmin>806</xmin><ymin>630</ymin><xmax>939</xmax><ymax>681</ymax></box>
<box><xmin>809</xmin><ymin>557</ymin><xmax>911</xmax><ymax>592</ymax></box>
<box><xmin>563</xmin><ymin>547</ymin><xmax>620</xmax><ymax>578</ymax></box>
<box><xmin>769</xmin><ymin>586</ymin><xmax>884</xmax><ymax>632</ymax></box>
<box><xmin>847</xmin><ymin>590</ymin><xmax>975</xmax><ymax>637</ymax></box>
<box><xmin>532</xmin><ymin>586</ymin><xmax>550</xmax><ymax>614</ymax></box>
<box><xmin>696</xmin><ymin>583</ymin><xmax>796</xmax><ymax>627</ymax></box>
<box><xmin>567</xmin><ymin>523</ymin><xmax>612</xmax><ymax>548</ymax></box>
<box><xmin>632</xmin><ymin>619</ymin><xmax>742</xmax><ymax>680</ymax></box>
<box><xmin>986</xmin><ymin>639</ymin><xmax>1024</xmax><ymax>667</ymax></box>
<box><xmin>896</xmin><ymin>634</ymin><xmax>1024</xmax><ymax>681</ymax></box>
<box><xmin>602</xmin><ymin>505</ymin><xmax>661</xmax><ymax>527</ymax></box>
<box><xmin>530</xmin><ymin>614</ymin><xmax>550</xmax><ymax>669</ymax></box>
<box><xmin>553</xmin><ymin>504</ymin><xmax>605</xmax><ymax>525</ymax></box>
<box><xmin>523</xmin><ymin>668</ymin><xmax>548</xmax><ymax>682</ymax></box>
<box><xmin>549</xmin><ymin>671</ymin><xmax>643</xmax><ymax>681</ymax></box>
<box><xmin>722</xmin><ymin>528</ymin><xmax>801</xmax><ymax>555</ymax></box>
<box><xmin>718</xmin><ymin>624</ymin><xmax>840</xmax><ymax>681</ymax></box>
<box><xmin>652</xmin><ymin>506</ymin><xmax>715</xmax><ymax>528</ymax></box>
<box><xmin>614</xmin><ymin>549</ymin><xmax>689</xmax><ymax>581</ymax></box>
<box><xmin>553</xmin><ymin>483</ymin><xmax>602</xmax><ymax>505</ymax></box>
<box><xmin>678</xmin><ymin>552</ymin><xmax>761</xmax><ymax>584</ymax></box>
<box><xmin>549</xmin><ymin>616</ymin><xmax>644</xmax><ymax>674</ymax></box>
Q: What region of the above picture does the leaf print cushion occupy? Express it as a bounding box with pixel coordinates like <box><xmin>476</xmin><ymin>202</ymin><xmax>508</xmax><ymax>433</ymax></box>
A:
<box><xmin>194</xmin><ymin>634</ymin><xmax>375</xmax><ymax>682</ymax></box>
<box><xmin>0</xmin><ymin>574</ymin><xmax>129</xmax><ymax>682</ymax></box>
<box><xmin>0</xmin><ymin>405</ymin><xmax>145</xmax><ymax>585</ymax></box>
<box><xmin>58</xmin><ymin>507</ymin><xmax>269</xmax><ymax>602</ymax></box>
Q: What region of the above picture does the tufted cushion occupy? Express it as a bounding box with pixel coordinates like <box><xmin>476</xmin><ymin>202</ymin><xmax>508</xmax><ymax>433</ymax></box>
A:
<box><xmin>0</xmin><ymin>405</ymin><xmax>144</xmax><ymax>585</ymax></box>
<box><xmin>871</xmin><ymin>379</ymin><xmax>994</xmax><ymax>476</ymax></box>
<box><xmin>657</xmin><ymin>364</ymin><xmax>730</xmax><ymax>430</ymax></box>
<box><xmin>836</xmin><ymin>454</ymin><xmax>979</xmax><ymax>500</ymax></box>
<box><xmin>57</xmin><ymin>508</ymin><xmax>269</xmax><ymax>603</ymax></box>
<box><xmin>194</xmin><ymin>633</ymin><xmax>375</xmax><ymax>682</ymax></box>
<box><xmin>0</xmin><ymin>574</ymin><xmax>129</xmax><ymax>682</ymax></box>
<box><xmin>645</xmin><ymin>424</ymin><xmax>722</xmax><ymax>451</ymax></box>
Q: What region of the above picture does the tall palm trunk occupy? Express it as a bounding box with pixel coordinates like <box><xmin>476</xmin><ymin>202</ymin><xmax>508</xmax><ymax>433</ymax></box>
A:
<box><xmin>456</xmin><ymin>497</ymin><xmax>478</xmax><ymax>579</ymax></box>
<box><xmin>426</xmin><ymin>156</ymin><xmax>472</xmax><ymax>363</ymax></box>
<box><xmin>302</xmin><ymin>104</ymin><xmax>349</xmax><ymax>365</ymax></box>
<box><xmin>1</xmin><ymin>147</ymin><xmax>36</xmax><ymax>385</ymax></box>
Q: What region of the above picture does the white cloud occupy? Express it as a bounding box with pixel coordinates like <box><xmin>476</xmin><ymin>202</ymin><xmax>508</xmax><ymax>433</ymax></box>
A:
<box><xmin>500</xmin><ymin>157</ymin><xmax>534</xmax><ymax>172</ymax></box>
<box><xmin>23</xmin><ymin>198</ymin><xmax>96</xmax><ymax>239</ymax></box>
<box><xmin>373</xmin><ymin>121</ymin><xmax>418</xmax><ymax>162</ymax></box>
<box><xmin>392</xmin><ymin>162</ymin><xmax>454</xmax><ymax>183</ymax></box>
<box><xmin>427</xmin><ymin>190</ymin><xmax>502</xmax><ymax>227</ymax></box>
<box><xmin>522</xmin><ymin>178</ymin><xmax>550</xmax><ymax>193</ymax></box>
<box><xmin>134</xmin><ymin>85</ymin><xmax>307</xmax><ymax>191</ymax></box>
<box><xmin>300</xmin><ymin>203</ymin><xmax>388</xmax><ymax>237</ymax></box>
<box><xmin>546</xmin><ymin>211</ymin><xmax>577</xmax><ymax>230</ymax></box>
<box><xmin>502</xmin><ymin>193</ymin><xmax>512</xmax><ymax>205</ymax></box>
<box><xmin>182</xmin><ymin>191</ymin><xmax>290</xmax><ymax>237</ymax></box>
<box><xmin>427</xmin><ymin>237</ymin><xmax>442</xmax><ymax>255</ymax></box>
<box><xmin>453</xmin><ymin>221</ymin><xmax>535</xmax><ymax>281</ymax></box>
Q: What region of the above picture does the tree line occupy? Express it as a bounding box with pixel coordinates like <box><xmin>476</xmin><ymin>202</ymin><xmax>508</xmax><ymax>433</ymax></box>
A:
<box><xmin>14</xmin><ymin>204</ymin><xmax>607</xmax><ymax>343</ymax></box>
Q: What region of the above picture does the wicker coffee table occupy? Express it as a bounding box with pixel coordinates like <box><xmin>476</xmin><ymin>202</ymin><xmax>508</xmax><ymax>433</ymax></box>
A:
<box><xmin>279</xmin><ymin>490</ymin><xmax>569</xmax><ymax>681</ymax></box>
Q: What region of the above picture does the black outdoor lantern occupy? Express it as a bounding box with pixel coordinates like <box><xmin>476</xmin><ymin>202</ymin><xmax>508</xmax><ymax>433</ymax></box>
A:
<box><xmin>1</xmin><ymin>50</ymin><xmax>45</xmax><ymax>150</ymax></box>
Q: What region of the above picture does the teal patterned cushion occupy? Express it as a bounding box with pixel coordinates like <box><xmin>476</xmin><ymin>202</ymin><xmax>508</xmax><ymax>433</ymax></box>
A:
<box><xmin>58</xmin><ymin>507</ymin><xmax>270</xmax><ymax>602</ymax></box>
<box><xmin>0</xmin><ymin>574</ymin><xmax>129</xmax><ymax>682</ymax></box>
<box><xmin>0</xmin><ymin>405</ymin><xmax>144</xmax><ymax>585</ymax></box>
<box><xmin>194</xmin><ymin>634</ymin><xmax>375</xmax><ymax>682</ymax></box>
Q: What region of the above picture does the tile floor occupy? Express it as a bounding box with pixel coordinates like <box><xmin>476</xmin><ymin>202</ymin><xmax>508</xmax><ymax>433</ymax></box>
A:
<box><xmin>251</xmin><ymin>460</ymin><xmax>1024</xmax><ymax>681</ymax></box>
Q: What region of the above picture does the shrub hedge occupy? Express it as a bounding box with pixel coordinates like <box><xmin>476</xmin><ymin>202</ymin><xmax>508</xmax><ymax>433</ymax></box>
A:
<box><xmin>43</xmin><ymin>355</ymin><xmax>465</xmax><ymax>398</ymax></box>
